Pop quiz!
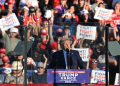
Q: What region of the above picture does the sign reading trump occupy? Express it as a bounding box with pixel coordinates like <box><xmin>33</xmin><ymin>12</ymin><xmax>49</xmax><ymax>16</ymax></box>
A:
<box><xmin>47</xmin><ymin>69</ymin><xmax>90</xmax><ymax>83</ymax></box>
<box><xmin>90</xmin><ymin>70</ymin><xmax>109</xmax><ymax>83</ymax></box>
<box><xmin>94</xmin><ymin>8</ymin><xmax>113</xmax><ymax>20</ymax></box>
<box><xmin>0</xmin><ymin>13</ymin><xmax>20</xmax><ymax>31</ymax></box>
<box><xmin>72</xmin><ymin>48</ymin><xmax>89</xmax><ymax>62</ymax></box>
<box><xmin>76</xmin><ymin>26</ymin><xmax>96</xmax><ymax>40</ymax></box>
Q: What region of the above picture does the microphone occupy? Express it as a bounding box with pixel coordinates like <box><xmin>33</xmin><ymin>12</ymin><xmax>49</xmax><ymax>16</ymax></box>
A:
<box><xmin>66</xmin><ymin>48</ymin><xmax>69</xmax><ymax>54</ymax></box>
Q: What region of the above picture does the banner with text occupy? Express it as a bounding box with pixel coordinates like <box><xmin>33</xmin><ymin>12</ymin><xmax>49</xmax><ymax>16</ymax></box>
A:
<box><xmin>114</xmin><ymin>73</ymin><xmax>119</xmax><ymax>85</ymax></box>
<box><xmin>72</xmin><ymin>48</ymin><xmax>89</xmax><ymax>62</ymax></box>
<box><xmin>76</xmin><ymin>26</ymin><xmax>96</xmax><ymax>40</ymax></box>
<box><xmin>94</xmin><ymin>8</ymin><xmax>113</xmax><ymax>20</ymax></box>
<box><xmin>0</xmin><ymin>13</ymin><xmax>20</xmax><ymax>31</ymax></box>
<box><xmin>47</xmin><ymin>69</ymin><xmax>90</xmax><ymax>83</ymax></box>
<box><xmin>19</xmin><ymin>0</ymin><xmax>38</xmax><ymax>7</ymax></box>
<box><xmin>90</xmin><ymin>70</ymin><xmax>109</xmax><ymax>83</ymax></box>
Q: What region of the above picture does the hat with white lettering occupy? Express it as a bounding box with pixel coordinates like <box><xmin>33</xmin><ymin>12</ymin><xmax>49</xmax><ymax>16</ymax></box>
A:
<box><xmin>10</xmin><ymin>28</ymin><xmax>18</xmax><ymax>33</ymax></box>
<box><xmin>29</xmin><ymin>6</ymin><xmax>35</xmax><ymax>13</ymax></box>
<box><xmin>40</xmin><ymin>29</ymin><xmax>47</xmax><ymax>35</ymax></box>
<box><xmin>80</xmin><ymin>9</ymin><xmax>89</xmax><ymax>15</ymax></box>
<box><xmin>56</xmin><ymin>28</ymin><xmax>63</xmax><ymax>36</ymax></box>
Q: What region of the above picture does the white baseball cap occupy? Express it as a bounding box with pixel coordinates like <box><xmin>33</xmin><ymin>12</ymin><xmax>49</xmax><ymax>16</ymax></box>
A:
<box><xmin>44</xmin><ymin>10</ymin><xmax>52</xmax><ymax>18</ymax></box>
<box><xmin>11</xmin><ymin>61</ymin><xmax>23</xmax><ymax>70</ymax></box>
<box><xmin>22</xmin><ymin>6</ymin><xmax>29</xmax><ymax>11</ymax></box>
<box><xmin>80</xmin><ymin>9</ymin><xmax>89</xmax><ymax>15</ymax></box>
<box><xmin>10</xmin><ymin>28</ymin><xmax>18</xmax><ymax>33</ymax></box>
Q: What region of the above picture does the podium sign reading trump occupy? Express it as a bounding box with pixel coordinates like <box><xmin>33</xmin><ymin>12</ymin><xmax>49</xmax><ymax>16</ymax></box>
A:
<box><xmin>76</xmin><ymin>26</ymin><xmax>96</xmax><ymax>40</ymax></box>
<box><xmin>47</xmin><ymin>69</ymin><xmax>90</xmax><ymax>83</ymax></box>
<box><xmin>90</xmin><ymin>70</ymin><xmax>109</xmax><ymax>83</ymax></box>
<box><xmin>72</xmin><ymin>48</ymin><xmax>89</xmax><ymax>62</ymax></box>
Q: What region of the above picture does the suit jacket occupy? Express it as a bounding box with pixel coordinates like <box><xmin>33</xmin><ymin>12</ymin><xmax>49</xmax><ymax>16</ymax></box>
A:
<box><xmin>48</xmin><ymin>50</ymin><xmax>84</xmax><ymax>69</ymax></box>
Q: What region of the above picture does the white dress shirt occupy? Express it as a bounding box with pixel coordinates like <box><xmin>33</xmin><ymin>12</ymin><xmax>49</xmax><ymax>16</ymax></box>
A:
<box><xmin>62</xmin><ymin>49</ymin><xmax>70</xmax><ymax>69</ymax></box>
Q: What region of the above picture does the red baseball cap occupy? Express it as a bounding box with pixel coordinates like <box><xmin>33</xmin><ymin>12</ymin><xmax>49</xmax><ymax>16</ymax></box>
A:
<box><xmin>8</xmin><ymin>0</ymin><xmax>15</xmax><ymax>4</ymax></box>
<box><xmin>89</xmin><ymin>48</ymin><xmax>93</xmax><ymax>54</ymax></box>
<box><xmin>56</xmin><ymin>28</ymin><xmax>62</xmax><ymax>36</ymax></box>
<box><xmin>0</xmin><ymin>48</ymin><xmax>6</xmax><ymax>54</ymax></box>
<box><xmin>40</xmin><ymin>29</ymin><xmax>47</xmax><ymax>35</ymax></box>
<box><xmin>2</xmin><ymin>55</ymin><xmax>9</xmax><ymax>63</ymax></box>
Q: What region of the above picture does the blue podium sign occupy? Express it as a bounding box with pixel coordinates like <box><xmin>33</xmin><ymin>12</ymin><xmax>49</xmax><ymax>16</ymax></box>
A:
<box><xmin>47</xmin><ymin>69</ymin><xmax>90</xmax><ymax>83</ymax></box>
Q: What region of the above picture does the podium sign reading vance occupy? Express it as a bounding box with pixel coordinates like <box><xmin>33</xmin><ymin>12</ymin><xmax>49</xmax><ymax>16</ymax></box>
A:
<box><xmin>47</xmin><ymin>69</ymin><xmax>90</xmax><ymax>83</ymax></box>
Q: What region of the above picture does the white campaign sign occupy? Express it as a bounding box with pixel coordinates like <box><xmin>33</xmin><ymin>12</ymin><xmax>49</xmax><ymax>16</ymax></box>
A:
<box><xmin>76</xmin><ymin>26</ymin><xmax>96</xmax><ymax>40</ymax></box>
<box><xmin>0</xmin><ymin>13</ymin><xmax>20</xmax><ymax>31</ymax></box>
<box><xmin>114</xmin><ymin>73</ymin><xmax>119</xmax><ymax>85</ymax></box>
<box><xmin>94</xmin><ymin>8</ymin><xmax>113</xmax><ymax>20</ymax></box>
<box><xmin>72</xmin><ymin>48</ymin><xmax>89</xmax><ymax>62</ymax></box>
<box><xmin>19</xmin><ymin>0</ymin><xmax>38</xmax><ymax>7</ymax></box>
<box><xmin>90</xmin><ymin>70</ymin><xmax>109</xmax><ymax>83</ymax></box>
<box><xmin>0</xmin><ymin>67</ymin><xmax>12</xmax><ymax>75</ymax></box>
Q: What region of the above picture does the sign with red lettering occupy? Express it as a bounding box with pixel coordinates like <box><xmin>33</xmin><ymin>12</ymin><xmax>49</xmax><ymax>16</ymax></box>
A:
<box><xmin>114</xmin><ymin>73</ymin><xmax>119</xmax><ymax>85</ymax></box>
<box><xmin>90</xmin><ymin>70</ymin><xmax>109</xmax><ymax>83</ymax></box>
<box><xmin>0</xmin><ymin>13</ymin><xmax>20</xmax><ymax>31</ymax></box>
<box><xmin>94</xmin><ymin>8</ymin><xmax>113</xmax><ymax>20</ymax></box>
<box><xmin>72</xmin><ymin>48</ymin><xmax>89</xmax><ymax>62</ymax></box>
<box><xmin>76</xmin><ymin>26</ymin><xmax>96</xmax><ymax>40</ymax></box>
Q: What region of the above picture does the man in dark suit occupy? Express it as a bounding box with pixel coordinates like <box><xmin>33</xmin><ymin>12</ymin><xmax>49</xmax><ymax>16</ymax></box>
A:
<box><xmin>48</xmin><ymin>37</ymin><xmax>84</xmax><ymax>69</ymax></box>
<box><xmin>48</xmin><ymin>38</ymin><xmax>84</xmax><ymax>86</ymax></box>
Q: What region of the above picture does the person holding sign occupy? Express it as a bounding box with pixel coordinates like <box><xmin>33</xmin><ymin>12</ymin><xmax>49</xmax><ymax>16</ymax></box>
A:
<box><xmin>91</xmin><ymin>0</ymin><xmax>108</xmax><ymax>13</ymax></box>
<box><xmin>2</xmin><ymin>28</ymin><xmax>21</xmax><ymax>54</ymax></box>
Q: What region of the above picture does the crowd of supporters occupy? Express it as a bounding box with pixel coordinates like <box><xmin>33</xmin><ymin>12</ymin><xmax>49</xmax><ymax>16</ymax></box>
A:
<box><xmin>0</xmin><ymin>0</ymin><xmax>120</xmax><ymax>85</ymax></box>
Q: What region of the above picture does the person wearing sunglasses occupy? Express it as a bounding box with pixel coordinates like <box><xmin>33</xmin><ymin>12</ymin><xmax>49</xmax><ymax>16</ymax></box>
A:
<box><xmin>29</xmin><ymin>62</ymin><xmax>47</xmax><ymax>84</ymax></box>
<box><xmin>90</xmin><ymin>58</ymin><xmax>99</xmax><ymax>70</ymax></box>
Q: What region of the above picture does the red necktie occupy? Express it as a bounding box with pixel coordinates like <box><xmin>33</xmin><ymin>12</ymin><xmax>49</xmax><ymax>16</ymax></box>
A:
<box><xmin>67</xmin><ymin>54</ymin><xmax>70</xmax><ymax>69</ymax></box>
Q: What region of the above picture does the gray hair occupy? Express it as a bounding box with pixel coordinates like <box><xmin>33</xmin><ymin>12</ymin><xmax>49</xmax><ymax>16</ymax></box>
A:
<box><xmin>60</xmin><ymin>37</ymin><xmax>70</xmax><ymax>45</ymax></box>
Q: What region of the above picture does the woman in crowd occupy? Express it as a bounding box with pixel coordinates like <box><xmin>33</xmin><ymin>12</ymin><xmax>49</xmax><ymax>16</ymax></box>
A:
<box><xmin>55</xmin><ymin>0</ymin><xmax>68</xmax><ymax>15</ymax></box>
<box><xmin>113</xmin><ymin>2</ymin><xmax>120</xmax><ymax>17</ymax></box>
